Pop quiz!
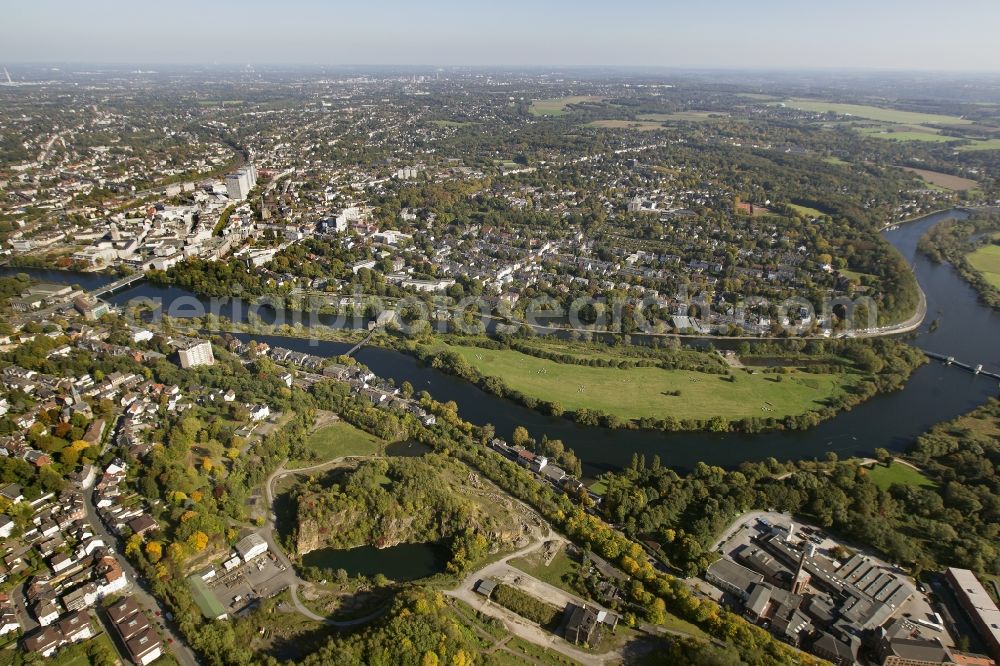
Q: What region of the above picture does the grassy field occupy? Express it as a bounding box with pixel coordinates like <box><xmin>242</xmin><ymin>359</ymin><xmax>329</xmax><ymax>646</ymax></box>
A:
<box><xmin>736</xmin><ymin>93</ymin><xmax>779</xmax><ymax>100</ymax></box>
<box><xmin>950</xmin><ymin>403</ymin><xmax>1000</xmax><ymax>439</ymax></box>
<box><xmin>510</xmin><ymin>545</ymin><xmax>579</xmax><ymax>591</ymax></box>
<box><xmin>431</xmin><ymin>342</ymin><xmax>861</xmax><ymax>422</ymax></box>
<box><xmin>429</xmin><ymin>119</ymin><xmax>472</xmax><ymax>127</ymax></box>
<box><xmin>788</xmin><ymin>203</ymin><xmax>827</xmax><ymax>218</ymax></box>
<box><xmin>901</xmin><ymin>167</ymin><xmax>979</xmax><ymax>191</ymax></box>
<box><xmin>587</xmin><ymin>120</ymin><xmax>663</xmax><ymax>131</ymax></box>
<box><xmin>638</xmin><ymin>111</ymin><xmax>719</xmax><ymax>122</ymax></box>
<box><xmin>866</xmin><ymin>462</ymin><xmax>935</xmax><ymax>491</ymax></box>
<box><xmin>784</xmin><ymin>99</ymin><xmax>972</xmax><ymax>125</ymax></box>
<box><xmin>862</xmin><ymin>129</ymin><xmax>958</xmax><ymax>143</ymax></box>
<box><xmin>958</xmin><ymin>138</ymin><xmax>1000</xmax><ymax>152</ymax></box>
<box><xmin>840</xmin><ymin>268</ymin><xmax>876</xmax><ymax>283</ymax></box>
<box><xmin>967</xmin><ymin>243</ymin><xmax>1000</xmax><ymax>289</ymax></box>
<box><xmin>494</xmin><ymin>337</ymin><xmax>725</xmax><ymax>370</ymax></box>
<box><xmin>290</xmin><ymin>420</ymin><xmax>383</xmax><ymax>467</ymax></box>
<box><xmin>530</xmin><ymin>95</ymin><xmax>603</xmax><ymax>116</ymax></box>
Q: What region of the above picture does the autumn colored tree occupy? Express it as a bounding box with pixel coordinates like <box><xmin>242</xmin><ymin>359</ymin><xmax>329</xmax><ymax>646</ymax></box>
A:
<box><xmin>145</xmin><ymin>541</ymin><xmax>163</xmax><ymax>563</ymax></box>
<box><xmin>187</xmin><ymin>531</ymin><xmax>209</xmax><ymax>552</ymax></box>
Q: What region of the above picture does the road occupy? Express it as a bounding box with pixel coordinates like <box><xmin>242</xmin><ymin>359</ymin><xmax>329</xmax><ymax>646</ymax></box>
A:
<box><xmin>262</xmin><ymin>457</ymin><xmax>387</xmax><ymax>628</ymax></box>
<box><xmin>447</xmin><ymin>529</ymin><xmax>620</xmax><ymax>666</ymax></box>
<box><xmin>10</xmin><ymin>578</ymin><xmax>37</xmax><ymax>632</ymax></box>
<box><xmin>82</xmin><ymin>484</ymin><xmax>201</xmax><ymax>666</ymax></box>
<box><xmin>709</xmin><ymin>510</ymin><xmax>788</xmax><ymax>551</ymax></box>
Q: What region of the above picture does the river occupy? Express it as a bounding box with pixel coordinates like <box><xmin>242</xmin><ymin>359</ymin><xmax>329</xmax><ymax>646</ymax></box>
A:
<box><xmin>5</xmin><ymin>210</ymin><xmax>999</xmax><ymax>477</ymax></box>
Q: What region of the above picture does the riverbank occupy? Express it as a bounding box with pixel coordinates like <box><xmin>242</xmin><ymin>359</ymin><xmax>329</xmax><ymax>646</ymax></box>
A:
<box><xmin>6</xmin><ymin>209</ymin><xmax>1000</xmax><ymax>477</ymax></box>
<box><xmin>918</xmin><ymin>211</ymin><xmax>1000</xmax><ymax>312</ymax></box>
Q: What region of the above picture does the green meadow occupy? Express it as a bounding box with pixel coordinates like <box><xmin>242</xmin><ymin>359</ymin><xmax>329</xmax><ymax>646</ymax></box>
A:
<box><xmin>431</xmin><ymin>342</ymin><xmax>861</xmax><ymax>423</ymax></box>
<box><xmin>529</xmin><ymin>95</ymin><xmax>603</xmax><ymax>116</ymax></box>
<box><xmin>866</xmin><ymin>462</ymin><xmax>935</xmax><ymax>491</ymax></box>
<box><xmin>784</xmin><ymin>99</ymin><xmax>972</xmax><ymax>125</ymax></box>
<box><xmin>967</xmin><ymin>243</ymin><xmax>1000</xmax><ymax>289</ymax></box>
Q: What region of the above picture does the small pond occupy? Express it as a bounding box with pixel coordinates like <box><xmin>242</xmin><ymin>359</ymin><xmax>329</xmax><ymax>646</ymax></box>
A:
<box><xmin>301</xmin><ymin>542</ymin><xmax>448</xmax><ymax>581</ymax></box>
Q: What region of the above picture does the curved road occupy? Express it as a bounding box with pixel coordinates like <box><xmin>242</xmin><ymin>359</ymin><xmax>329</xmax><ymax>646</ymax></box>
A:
<box><xmin>263</xmin><ymin>457</ymin><xmax>387</xmax><ymax>628</ymax></box>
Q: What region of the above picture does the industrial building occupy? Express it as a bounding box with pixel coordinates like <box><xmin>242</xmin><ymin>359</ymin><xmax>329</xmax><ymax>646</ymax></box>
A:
<box><xmin>946</xmin><ymin>568</ymin><xmax>1000</xmax><ymax>664</ymax></box>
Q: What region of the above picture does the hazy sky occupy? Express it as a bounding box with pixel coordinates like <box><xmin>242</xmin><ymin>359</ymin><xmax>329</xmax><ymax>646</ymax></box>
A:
<box><xmin>3</xmin><ymin>0</ymin><xmax>1000</xmax><ymax>71</ymax></box>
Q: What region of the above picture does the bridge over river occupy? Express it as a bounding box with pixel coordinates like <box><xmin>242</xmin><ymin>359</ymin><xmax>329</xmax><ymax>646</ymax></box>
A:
<box><xmin>91</xmin><ymin>270</ymin><xmax>147</xmax><ymax>298</ymax></box>
<box><xmin>924</xmin><ymin>352</ymin><xmax>1000</xmax><ymax>381</ymax></box>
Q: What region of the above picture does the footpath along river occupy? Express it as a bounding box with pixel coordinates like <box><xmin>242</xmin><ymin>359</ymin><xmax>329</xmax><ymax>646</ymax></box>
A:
<box><xmin>6</xmin><ymin>209</ymin><xmax>1000</xmax><ymax>477</ymax></box>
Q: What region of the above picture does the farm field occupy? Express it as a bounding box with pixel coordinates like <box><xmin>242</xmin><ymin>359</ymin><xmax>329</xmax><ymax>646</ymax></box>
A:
<box><xmin>587</xmin><ymin>120</ymin><xmax>663</xmax><ymax>131</ymax></box>
<box><xmin>958</xmin><ymin>138</ymin><xmax>1000</xmax><ymax>152</ymax></box>
<box><xmin>638</xmin><ymin>111</ymin><xmax>720</xmax><ymax>122</ymax></box>
<box><xmin>431</xmin><ymin>342</ymin><xmax>861</xmax><ymax>422</ymax></box>
<box><xmin>861</xmin><ymin>128</ymin><xmax>957</xmax><ymax>143</ymax></box>
<box><xmin>967</xmin><ymin>243</ymin><xmax>1000</xmax><ymax>289</ymax></box>
<box><xmin>529</xmin><ymin>95</ymin><xmax>602</xmax><ymax>116</ymax></box>
<box><xmin>289</xmin><ymin>420</ymin><xmax>383</xmax><ymax>467</ymax></box>
<box><xmin>901</xmin><ymin>167</ymin><xmax>979</xmax><ymax>191</ymax></box>
<box><xmin>866</xmin><ymin>462</ymin><xmax>935</xmax><ymax>491</ymax></box>
<box><xmin>783</xmin><ymin>99</ymin><xmax>972</xmax><ymax>125</ymax></box>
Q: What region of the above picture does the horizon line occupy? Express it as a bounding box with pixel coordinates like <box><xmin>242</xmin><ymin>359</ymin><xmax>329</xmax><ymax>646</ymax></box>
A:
<box><xmin>2</xmin><ymin>61</ymin><xmax>1000</xmax><ymax>75</ymax></box>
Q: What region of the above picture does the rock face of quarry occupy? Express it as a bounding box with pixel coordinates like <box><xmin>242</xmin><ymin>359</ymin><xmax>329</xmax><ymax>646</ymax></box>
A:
<box><xmin>291</xmin><ymin>455</ymin><xmax>522</xmax><ymax>557</ymax></box>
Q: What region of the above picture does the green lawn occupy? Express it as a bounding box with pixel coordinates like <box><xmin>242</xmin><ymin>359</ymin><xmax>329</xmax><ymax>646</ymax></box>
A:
<box><xmin>510</xmin><ymin>546</ymin><xmax>579</xmax><ymax>590</ymax></box>
<box><xmin>784</xmin><ymin>99</ymin><xmax>972</xmax><ymax>125</ymax></box>
<box><xmin>840</xmin><ymin>268</ymin><xmax>876</xmax><ymax>283</ymax></box>
<box><xmin>968</xmin><ymin>243</ymin><xmax>1000</xmax><ymax>289</ymax></box>
<box><xmin>290</xmin><ymin>421</ymin><xmax>383</xmax><ymax>467</ymax></box>
<box><xmin>431</xmin><ymin>343</ymin><xmax>861</xmax><ymax>422</ymax></box>
<box><xmin>788</xmin><ymin>203</ymin><xmax>826</xmax><ymax>218</ymax></box>
<box><xmin>866</xmin><ymin>462</ymin><xmax>935</xmax><ymax>491</ymax></box>
<box><xmin>47</xmin><ymin>632</ymin><xmax>120</xmax><ymax>666</ymax></box>
<box><xmin>529</xmin><ymin>96</ymin><xmax>603</xmax><ymax>116</ymax></box>
<box><xmin>588</xmin><ymin>479</ymin><xmax>609</xmax><ymax>496</ymax></box>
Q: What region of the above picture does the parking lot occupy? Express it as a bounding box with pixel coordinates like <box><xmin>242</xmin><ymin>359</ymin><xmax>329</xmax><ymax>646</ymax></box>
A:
<box><xmin>207</xmin><ymin>552</ymin><xmax>294</xmax><ymax>615</ymax></box>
